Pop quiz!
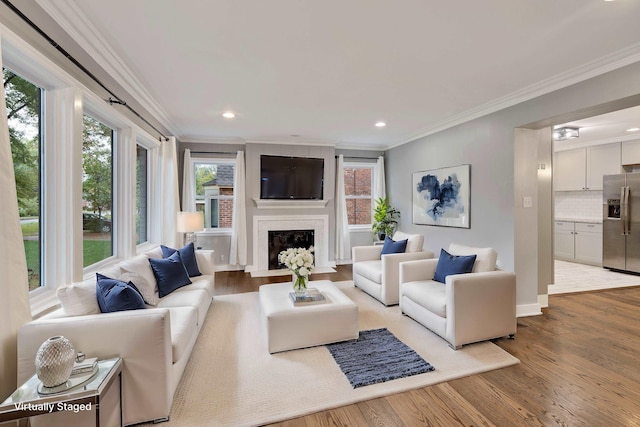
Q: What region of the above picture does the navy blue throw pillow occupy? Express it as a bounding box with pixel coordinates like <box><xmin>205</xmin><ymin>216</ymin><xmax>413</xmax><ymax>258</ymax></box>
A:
<box><xmin>96</xmin><ymin>273</ymin><xmax>146</xmax><ymax>313</ymax></box>
<box><xmin>161</xmin><ymin>242</ymin><xmax>202</xmax><ymax>277</ymax></box>
<box><xmin>433</xmin><ymin>249</ymin><xmax>477</xmax><ymax>283</ymax></box>
<box><xmin>381</xmin><ymin>236</ymin><xmax>408</xmax><ymax>255</ymax></box>
<box><xmin>149</xmin><ymin>251</ymin><xmax>193</xmax><ymax>298</ymax></box>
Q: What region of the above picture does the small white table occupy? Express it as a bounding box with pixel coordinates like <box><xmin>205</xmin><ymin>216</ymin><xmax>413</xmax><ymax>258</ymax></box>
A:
<box><xmin>0</xmin><ymin>358</ymin><xmax>122</xmax><ymax>427</ymax></box>
<box><xmin>259</xmin><ymin>280</ymin><xmax>359</xmax><ymax>353</ymax></box>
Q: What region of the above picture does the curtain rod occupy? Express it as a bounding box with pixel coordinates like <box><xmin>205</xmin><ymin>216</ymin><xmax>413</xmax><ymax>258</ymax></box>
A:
<box><xmin>335</xmin><ymin>155</ymin><xmax>381</xmax><ymax>160</ymax></box>
<box><xmin>188</xmin><ymin>151</ymin><xmax>238</xmax><ymax>155</ymax></box>
<box><xmin>2</xmin><ymin>0</ymin><xmax>170</xmax><ymax>142</ymax></box>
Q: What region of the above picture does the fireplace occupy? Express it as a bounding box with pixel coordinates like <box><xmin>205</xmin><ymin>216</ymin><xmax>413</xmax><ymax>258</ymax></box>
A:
<box><xmin>268</xmin><ymin>230</ymin><xmax>314</xmax><ymax>270</ymax></box>
<box><xmin>251</xmin><ymin>215</ymin><xmax>330</xmax><ymax>276</ymax></box>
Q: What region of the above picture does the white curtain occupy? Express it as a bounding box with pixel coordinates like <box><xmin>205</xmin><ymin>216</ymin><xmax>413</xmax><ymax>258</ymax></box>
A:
<box><xmin>335</xmin><ymin>155</ymin><xmax>351</xmax><ymax>260</ymax></box>
<box><xmin>229</xmin><ymin>151</ymin><xmax>247</xmax><ymax>265</ymax></box>
<box><xmin>374</xmin><ymin>155</ymin><xmax>386</xmax><ymax>201</ymax></box>
<box><xmin>156</xmin><ymin>136</ymin><xmax>180</xmax><ymax>247</ymax></box>
<box><xmin>0</xmin><ymin>45</ymin><xmax>32</xmax><ymax>399</ymax></box>
<box><xmin>181</xmin><ymin>148</ymin><xmax>195</xmax><ymax>211</ymax></box>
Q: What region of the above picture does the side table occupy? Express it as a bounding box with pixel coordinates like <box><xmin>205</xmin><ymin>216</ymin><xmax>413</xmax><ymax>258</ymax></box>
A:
<box><xmin>0</xmin><ymin>357</ymin><xmax>122</xmax><ymax>427</ymax></box>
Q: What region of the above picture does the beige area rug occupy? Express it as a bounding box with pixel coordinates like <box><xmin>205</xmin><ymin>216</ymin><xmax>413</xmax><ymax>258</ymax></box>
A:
<box><xmin>154</xmin><ymin>281</ymin><xmax>519</xmax><ymax>427</ymax></box>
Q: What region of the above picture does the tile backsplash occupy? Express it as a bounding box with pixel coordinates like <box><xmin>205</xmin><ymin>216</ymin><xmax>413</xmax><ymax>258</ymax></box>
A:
<box><xmin>555</xmin><ymin>191</ymin><xmax>603</xmax><ymax>220</ymax></box>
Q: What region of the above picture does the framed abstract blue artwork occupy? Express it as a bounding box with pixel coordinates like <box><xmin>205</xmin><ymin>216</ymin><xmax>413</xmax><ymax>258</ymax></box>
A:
<box><xmin>412</xmin><ymin>164</ymin><xmax>470</xmax><ymax>228</ymax></box>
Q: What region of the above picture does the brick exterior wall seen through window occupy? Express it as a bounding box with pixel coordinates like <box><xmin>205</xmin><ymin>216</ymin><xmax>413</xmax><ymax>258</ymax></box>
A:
<box><xmin>344</xmin><ymin>167</ymin><xmax>372</xmax><ymax>225</ymax></box>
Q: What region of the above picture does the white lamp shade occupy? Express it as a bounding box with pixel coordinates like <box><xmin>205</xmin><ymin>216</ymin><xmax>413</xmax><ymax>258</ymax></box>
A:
<box><xmin>177</xmin><ymin>211</ymin><xmax>204</xmax><ymax>233</ymax></box>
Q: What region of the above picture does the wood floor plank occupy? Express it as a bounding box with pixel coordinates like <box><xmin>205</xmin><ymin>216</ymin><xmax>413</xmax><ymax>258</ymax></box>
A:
<box><xmin>217</xmin><ymin>265</ymin><xmax>640</xmax><ymax>427</ymax></box>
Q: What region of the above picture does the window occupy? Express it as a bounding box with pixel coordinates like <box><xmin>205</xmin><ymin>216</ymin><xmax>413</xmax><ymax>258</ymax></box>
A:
<box><xmin>194</xmin><ymin>160</ymin><xmax>235</xmax><ymax>229</ymax></box>
<box><xmin>4</xmin><ymin>68</ymin><xmax>42</xmax><ymax>291</ymax></box>
<box><xmin>82</xmin><ymin>115</ymin><xmax>114</xmax><ymax>266</ymax></box>
<box><xmin>136</xmin><ymin>145</ymin><xmax>148</xmax><ymax>245</ymax></box>
<box><xmin>344</xmin><ymin>165</ymin><xmax>374</xmax><ymax>226</ymax></box>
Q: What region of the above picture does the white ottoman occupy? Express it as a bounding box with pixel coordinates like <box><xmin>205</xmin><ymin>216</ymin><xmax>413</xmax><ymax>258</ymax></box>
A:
<box><xmin>259</xmin><ymin>280</ymin><xmax>359</xmax><ymax>353</ymax></box>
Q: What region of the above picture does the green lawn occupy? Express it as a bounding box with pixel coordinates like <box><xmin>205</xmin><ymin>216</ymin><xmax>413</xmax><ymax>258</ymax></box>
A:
<box><xmin>24</xmin><ymin>239</ymin><xmax>113</xmax><ymax>290</ymax></box>
<box><xmin>21</xmin><ymin>221</ymin><xmax>39</xmax><ymax>236</ymax></box>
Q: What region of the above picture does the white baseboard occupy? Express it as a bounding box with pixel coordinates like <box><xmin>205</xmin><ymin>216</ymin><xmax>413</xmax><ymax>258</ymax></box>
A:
<box><xmin>517</xmin><ymin>303</ymin><xmax>543</xmax><ymax>317</ymax></box>
<box><xmin>538</xmin><ymin>294</ymin><xmax>549</xmax><ymax>309</ymax></box>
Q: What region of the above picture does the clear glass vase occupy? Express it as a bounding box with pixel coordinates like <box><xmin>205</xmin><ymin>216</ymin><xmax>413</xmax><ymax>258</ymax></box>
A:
<box><xmin>292</xmin><ymin>273</ymin><xmax>309</xmax><ymax>296</ymax></box>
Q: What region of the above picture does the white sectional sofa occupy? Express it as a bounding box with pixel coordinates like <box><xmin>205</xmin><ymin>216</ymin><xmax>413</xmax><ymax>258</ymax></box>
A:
<box><xmin>17</xmin><ymin>245</ymin><xmax>215</xmax><ymax>426</ymax></box>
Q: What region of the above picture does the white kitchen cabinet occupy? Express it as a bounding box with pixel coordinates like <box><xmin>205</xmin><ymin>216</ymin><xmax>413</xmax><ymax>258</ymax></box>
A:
<box><xmin>554</xmin><ymin>221</ymin><xmax>575</xmax><ymax>259</ymax></box>
<box><xmin>621</xmin><ymin>139</ymin><xmax>640</xmax><ymax>165</ymax></box>
<box><xmin>574</xmin><ymin>222</ymin><xmax>603</xmax><ymax>265</ymax></box>
<box><xmin>554</xmin><ymin>143</ymin><xmax>621</xmax><ymax>191</ymax></box>
<box><xmin>554</xmin><ymin>221</ymin><xmax>602</xmax><ymax>266</ymax></box>
<box><xmin>554</xmin><ymin>149</ymin><xmax>586</xmax><ymax>191</ymax></box>
<box><xmin>586</xmin><ymin>143</ymin><xmax>621</xmax><ymax>190</ymax></box>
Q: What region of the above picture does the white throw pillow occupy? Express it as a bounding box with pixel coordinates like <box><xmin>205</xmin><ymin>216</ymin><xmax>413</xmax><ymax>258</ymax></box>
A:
<box><xmin>145</xmin><ymin>246</ymin><xmax>163</xmax><ymax>259</ymax></box>
<box><xmin>392</xmin><ymin>231</ymin><xmax>424</xmax><ymax>253</ymax></box>
<box><xmin>118</xmin><ymin>255</ymin><xmax>160</xmax><ymax>305</ymax></box>
<box><xmin>57</xmin><ymin>278</ymin><xmax>101</xmax><ymax>316</ymax></box>
<box><xmin>447</xmin><ymin>243</ymin><xmax>497</xmax><ymax>273</ymax></box>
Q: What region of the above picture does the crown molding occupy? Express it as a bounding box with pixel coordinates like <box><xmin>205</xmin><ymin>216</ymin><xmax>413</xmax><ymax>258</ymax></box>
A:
<box><xmin>389</xmin><ymin>42</ymin><xmax>640</xmax><ymax>150</ymax></box>
<box><xmin>35</xmin><ymin>0</ymin><xmax>180</xmax><ymax>136</ymax></box>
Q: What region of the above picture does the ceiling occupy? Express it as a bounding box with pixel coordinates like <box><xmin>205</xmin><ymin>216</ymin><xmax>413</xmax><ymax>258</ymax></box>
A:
<box><xmin>33</xmin><ymin>0</ymin><xmax>640</xmax><ymax>149</ymax></box>
<box><xmin>554</xmin><ymin>105</ymin><xmax>640</xmax><ymax>150</ymax></box>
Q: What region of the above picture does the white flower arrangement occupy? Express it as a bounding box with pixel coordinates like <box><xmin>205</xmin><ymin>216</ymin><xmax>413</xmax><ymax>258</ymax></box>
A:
<box><xmin>278</xmin><ymin>246</ymin><xmax>315</xmax><ymax>278</ymax></box>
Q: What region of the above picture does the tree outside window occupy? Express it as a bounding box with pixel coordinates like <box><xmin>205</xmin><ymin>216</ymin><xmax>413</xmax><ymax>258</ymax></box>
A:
<box><xmin>82</xmin><ymin>115</ymin><xmax>113</xmax><ymax>266</ymax></box>
<box><xmin>4</xmin><ymin>68</ymin><xmax>42</xmax><ymax>291</ymax></box>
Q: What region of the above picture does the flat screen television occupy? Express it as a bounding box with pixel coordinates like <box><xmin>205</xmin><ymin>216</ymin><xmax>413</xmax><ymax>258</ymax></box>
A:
<box><xmin>260</xmin><ymin>155</ymin><xmax>324</xmax><ymax>200</ymax></box>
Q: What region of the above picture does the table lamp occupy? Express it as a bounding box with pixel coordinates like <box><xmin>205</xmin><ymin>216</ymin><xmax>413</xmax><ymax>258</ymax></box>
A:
<box><xmin>176</xmin><ymin>211</ymin><xmax>204</xmax><ymax>245</ymax></box>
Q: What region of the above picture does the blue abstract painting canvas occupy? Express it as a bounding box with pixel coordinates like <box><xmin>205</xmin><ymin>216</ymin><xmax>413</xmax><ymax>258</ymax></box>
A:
<box><xmin>412</xmin><ymin>164</ymin><xmax>470</xmax><ymax>228</ymax></box>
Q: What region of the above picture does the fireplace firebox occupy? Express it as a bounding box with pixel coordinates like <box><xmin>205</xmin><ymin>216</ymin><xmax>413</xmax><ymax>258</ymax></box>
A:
<box><xmin>268</xmin><ymin>230</ymin><xmax>315</xmax><ymax>270</ymax></box>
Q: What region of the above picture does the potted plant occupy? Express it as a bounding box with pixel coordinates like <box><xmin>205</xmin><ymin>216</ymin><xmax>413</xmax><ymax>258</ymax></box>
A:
<box><xmin>372</xmin><ymin>197</ymin><xmax>400</xmax><ymax>241</ymax></box>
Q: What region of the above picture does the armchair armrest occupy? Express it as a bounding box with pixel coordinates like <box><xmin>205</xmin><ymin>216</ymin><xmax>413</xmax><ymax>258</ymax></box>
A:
<box><xmin>352</xmin><ymin>245</ymin><xmax>383</xmax><ymax>263</ymax></box>
<box><xmin>195</xmin><ymin>249</ymin><xmax>215</xmax><ymax>275</ymax></box>
<box><xmin>380</xmin><ymin>250</ymin><xmax>435</xmax><ymax>305</ymax></box>
<box><xmin>446</xmin><ymin>270</ymin><xmax>517</xmax><ymax>348</ymax></box>
<box><xmin>18</xmin><ymin>308</ymin><xmax>173</xmax><ymax>424</ymax></box>
<box><xmin>399</xmin><ymin>258</ymin><xmax>439</xmax><ymax>284</ymax></box>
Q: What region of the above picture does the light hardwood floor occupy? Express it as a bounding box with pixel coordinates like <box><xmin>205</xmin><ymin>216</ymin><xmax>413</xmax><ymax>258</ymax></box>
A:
<box><xmin>215</xmin><ymin>265</ymin><xmax>640</xmax><ymax>427</ymax></box>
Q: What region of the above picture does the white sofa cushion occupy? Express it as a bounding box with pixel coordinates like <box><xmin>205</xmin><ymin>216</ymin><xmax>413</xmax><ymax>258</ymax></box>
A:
<box><xmin>167</xmin><ymin>307</ymin><xmax>198</xmax><ymax>363</ymax></box>
<box><xmin>448</xmin><ymin>243</ymin><xmax>497</xmax><ymax>273</ymax></box>
<box><xmin>393</xmin><ymin>231</ymin><xmax>424</xmax><ymax>253</ymax></box>
<box><xmin>173</xmin><ymin>275</ymin><xmax>215</xmax><ymax>299</ymax></box>
<box><xmin>402</xmin><ymin>280</ymin><xmax>447</xmax><ymax>318</ymax></box>
<box><xmin>158</xmin><ymin>289</ymin><xmax>210</xmax><ymax>329</ymax></box>
<box><xmin>57</xmin><ymin>278</ymin><xmax>101</xmax><ymax>316</ymax></box>
<box><xmin>118</xmin><ymin>254</ymin><xmax>160</xmax><ymax>305</ymax></box>
<box><xmin>353</xmin><ymin>260</ymin><xmax>383</xmax><ymax>283</ymax></box>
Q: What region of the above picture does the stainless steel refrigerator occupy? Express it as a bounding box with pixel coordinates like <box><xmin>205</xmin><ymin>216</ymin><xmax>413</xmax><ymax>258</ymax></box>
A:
<box><xmin>603</xmin><ymin>173</ymin><xmax>640</xmax><ymax>273</ymax></box>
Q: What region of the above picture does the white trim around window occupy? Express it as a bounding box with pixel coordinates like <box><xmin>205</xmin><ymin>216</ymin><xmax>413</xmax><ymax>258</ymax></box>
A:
<box><xmin>1</xmin><ymin>23</ymin><xmax>163</xmax><ymax>315</ymax></box>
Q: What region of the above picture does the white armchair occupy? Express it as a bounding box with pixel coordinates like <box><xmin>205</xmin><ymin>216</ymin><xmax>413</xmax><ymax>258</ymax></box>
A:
<box><xmin>399</xmin><ymin>243</ymin><xmax>516</xmax><ymax>349</ymax></box>
<box><xmin>352</xmin><ymin>232</ymin><xmax>434</xmax><ymax>306</ymax></box>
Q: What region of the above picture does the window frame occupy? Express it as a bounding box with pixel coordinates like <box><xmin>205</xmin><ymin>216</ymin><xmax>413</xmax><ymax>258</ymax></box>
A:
<box><xmin>344</xmin><ymin>162</ymin><xmax>376</xmax><ymax>230</ymax></box>
<box><xmin>1</xmin><ymin>27</ymin><xmax>162</xmax><ymax>314</ymax></box>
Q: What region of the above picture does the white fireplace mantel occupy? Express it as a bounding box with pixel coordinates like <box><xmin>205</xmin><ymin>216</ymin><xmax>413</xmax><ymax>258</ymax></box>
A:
<box><xmin>247</xmin><ymin>214</ymin><xmax>331</xmax><ymax>276</ymax></box>
<box><xmin>252</xmin><ymin>198</ymin><xmax>329</xmax><ymax>209</ymax></box>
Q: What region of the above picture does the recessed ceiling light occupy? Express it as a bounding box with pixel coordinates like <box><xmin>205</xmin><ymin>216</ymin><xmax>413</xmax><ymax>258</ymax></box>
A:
<box><xmin>375</xmin><ymin>121</ymin><xmax>386</xmax><ymax>128</ymax></box>
<box><xmin>627</xmin><ymin>127</ymin><xmax>640</xmax><ymax>132</ymax></box>
<box><xmin>222</xmin><ymin>111</ymin><xmax>235</xmax><ymax>119</ymax></box>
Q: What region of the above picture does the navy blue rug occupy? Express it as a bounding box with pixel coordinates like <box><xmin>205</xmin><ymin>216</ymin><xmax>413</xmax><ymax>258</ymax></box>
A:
<box><xmin>326</xmin><ymin>328</ymin><xmax>435</xmax><ymax>388</ymax></box>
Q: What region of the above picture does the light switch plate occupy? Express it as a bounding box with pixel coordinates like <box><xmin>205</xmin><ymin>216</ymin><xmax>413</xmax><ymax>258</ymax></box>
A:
<box><xmin>523</xmin><ymin>196</ymin><xmax>533</xmax><ymax>208</ymax></box>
